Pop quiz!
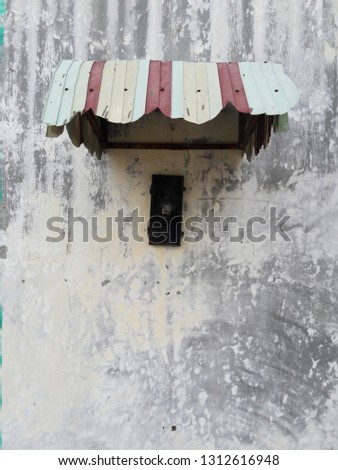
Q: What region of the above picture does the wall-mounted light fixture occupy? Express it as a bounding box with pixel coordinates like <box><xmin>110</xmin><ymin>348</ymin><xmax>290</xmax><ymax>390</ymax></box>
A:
<box><xmin>148</xmin><ymin>175</ymin><xmax>185</xmax><ymax>246</ymax></box>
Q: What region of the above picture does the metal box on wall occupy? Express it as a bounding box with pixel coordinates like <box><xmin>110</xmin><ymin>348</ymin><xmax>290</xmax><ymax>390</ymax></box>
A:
<box><xmin>148</xmin><ymin>175</ymin><xmax>185</xmax><ymax>246</ymax></box>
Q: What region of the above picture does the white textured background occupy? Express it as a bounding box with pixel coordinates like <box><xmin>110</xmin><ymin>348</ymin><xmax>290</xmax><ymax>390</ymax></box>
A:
<box><xmin>1</xmin><ymin>0</ymin><xmax>338</xmax><ymax>449</ymax></box>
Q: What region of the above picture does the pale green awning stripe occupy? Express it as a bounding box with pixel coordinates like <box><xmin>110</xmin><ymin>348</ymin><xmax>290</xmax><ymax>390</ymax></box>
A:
<box><xmin>271</xmin><ymin>63</ymin><xmax>301</xmax><ymax>113</ymax></box>
<box><xmin>239</xmin><ymin>62</ymin><xmax>266</xmax><ymax>115</ymax></box>
<box><xmin>171</xmin><ymin>61</ymin><xmax>184</xmax><ymax>119</ymax></box>
<box><xmin>71</xmin><ymin>61</ymin><xmax>94</xmax><ymax>115</ymax></box>
<box><xmin>248</xmin><ymin>62</ymin><xmax>281</xmax><ymax>114</ymax></box>
<box><xmin>239</xmin><ymin>62</ymin><xmax>301</xmax><ymax>115</ymax></box>
<box><xmin>42</xmin><ymin>60</ymin><xmax>74</xmax><ymax>125</ymax></box>
<box><xmin>56</xmin><ymin>61</ymin><xmax>83</xmax><ymax>126</ymax></box>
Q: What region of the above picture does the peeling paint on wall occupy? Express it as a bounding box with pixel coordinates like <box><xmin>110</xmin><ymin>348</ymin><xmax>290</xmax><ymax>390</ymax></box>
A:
<box><xmin>0</xmin><ymin>0</ymin><xmax>6</xmax><ymax>450</ymax></box>
<box><xmin>0</xmin><ymin>304</ymin><xmax>2</xmax><ymax>449</ymax></box>
<box><xmin>1</xmin><ymin>0</ymin><xmax>338</xmax><ymax>450</ymax></box>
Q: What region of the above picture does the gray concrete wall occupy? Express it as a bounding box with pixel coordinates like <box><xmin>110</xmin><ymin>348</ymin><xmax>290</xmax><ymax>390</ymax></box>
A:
<box><xmin>1</xmin><ymin>0</ymin><xmax>338</xmax><ymax>449</ymax></box>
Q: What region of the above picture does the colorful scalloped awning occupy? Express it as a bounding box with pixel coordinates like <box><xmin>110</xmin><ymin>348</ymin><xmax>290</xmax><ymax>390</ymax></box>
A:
<box><xmin>42</xmin><ymin>60</ymin><xmax>300</xmax><ymax>158</ymax></box>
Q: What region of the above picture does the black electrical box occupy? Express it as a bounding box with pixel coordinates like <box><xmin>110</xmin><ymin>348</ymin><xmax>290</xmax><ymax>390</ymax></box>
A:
<box><xmin>148</xmin><ymin>175</ymin><xmax>184</xmax><ymax>246</ymax></box>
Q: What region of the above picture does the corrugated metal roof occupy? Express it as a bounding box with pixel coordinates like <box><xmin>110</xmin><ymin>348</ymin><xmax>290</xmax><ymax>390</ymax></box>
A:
<box><xmin>42</xmin><ymin>60</ymin><xmax>300</xmax><ymax>159</ymax></box>
<box><xmin>43</xmin><ymin>60</ymin><xmax>300</xmax><ymax>127</ymax></box>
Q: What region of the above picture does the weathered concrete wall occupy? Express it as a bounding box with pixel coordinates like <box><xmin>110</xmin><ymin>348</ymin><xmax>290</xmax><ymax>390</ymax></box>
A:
<box><xmin>1</xmin><ymin>0</ymin><xmax>338</xmax><ymax>449</ymax></box>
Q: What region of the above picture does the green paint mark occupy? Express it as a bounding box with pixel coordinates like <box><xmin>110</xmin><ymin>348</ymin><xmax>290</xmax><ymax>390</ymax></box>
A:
<box><xmin>277</xmin><ymin>113</ymin><xmax>289</xmax><ymax>133</ymax></box>
<box><xmin>0</xmin><ymin>0</ymin><xmax>5</xmax><ymax>15</ymax></box>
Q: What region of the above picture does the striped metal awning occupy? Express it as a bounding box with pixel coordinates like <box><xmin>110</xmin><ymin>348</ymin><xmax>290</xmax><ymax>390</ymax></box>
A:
<box><xmin>42</xmin><ymin>60</ymin><xmax>300</xmax><ymax>158</ymax></box>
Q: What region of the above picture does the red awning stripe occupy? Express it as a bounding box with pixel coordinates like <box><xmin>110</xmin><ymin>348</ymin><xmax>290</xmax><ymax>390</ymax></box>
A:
<box><xmin>145</xmin><ymin>60</ymin><xmax>161</xmax><ymax>114</ymax></box>
<box><xmin>217</xmin><ymin>63</ymin><xmax>251</xmax><ymax>113</ymax></box>
<box><xmin>159</xmin><ymin>61</ymin><xmax>172</xmax><ymax>117</ymax></box>
<box><xmin>217</xmin><ymin>63</ymin><xmax>235</xmax><ymax>107</ymax></box>
<box><xmin>84</xmin><ymin>61</ymin><xmax>106</xmax><ymax>114</ymax></box>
